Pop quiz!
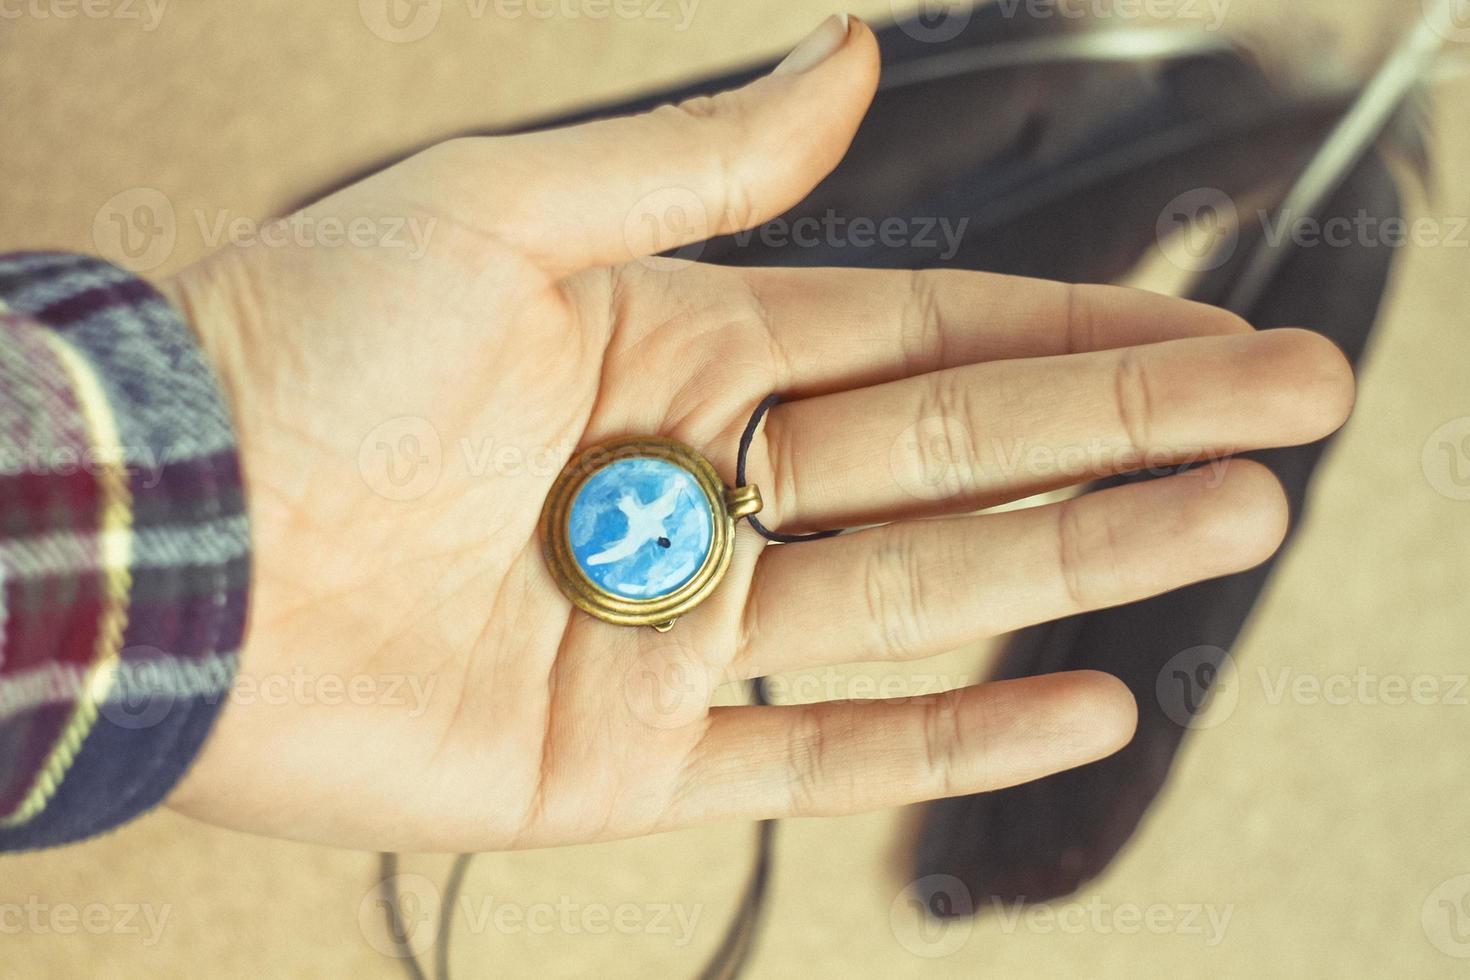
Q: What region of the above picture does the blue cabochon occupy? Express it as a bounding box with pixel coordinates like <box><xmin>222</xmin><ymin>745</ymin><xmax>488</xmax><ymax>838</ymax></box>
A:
<box><xmin>568</xmin><ymin>457</ymin><xmax>715</xmax><ymax>600</ymax></box>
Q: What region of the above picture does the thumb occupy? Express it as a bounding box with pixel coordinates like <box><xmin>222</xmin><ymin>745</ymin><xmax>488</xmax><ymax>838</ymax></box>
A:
<box><xmin>421</xmin><ymin>14</ymin><xmax>879</xmax><ymax>279</ymax></box>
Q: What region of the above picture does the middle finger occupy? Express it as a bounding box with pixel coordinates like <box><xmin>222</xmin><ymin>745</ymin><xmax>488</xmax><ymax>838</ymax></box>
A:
<box><xmin>755</xmin><ymin>327</ymin><xmax>1353</xmax><ymax>532</ymax></box>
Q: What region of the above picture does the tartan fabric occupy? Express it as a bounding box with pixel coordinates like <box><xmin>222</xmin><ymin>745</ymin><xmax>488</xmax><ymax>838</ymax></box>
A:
<box><xmin>0</xmin><ymin>252</ymin><xmax>247</xmax><ymax>851</ymax></box>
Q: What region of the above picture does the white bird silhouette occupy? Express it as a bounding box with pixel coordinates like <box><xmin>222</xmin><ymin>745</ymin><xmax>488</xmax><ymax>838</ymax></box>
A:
<box><xmin>586</xmin><ymin>485</ymin><xmax>682</xmax><ymax>566</ymax></box>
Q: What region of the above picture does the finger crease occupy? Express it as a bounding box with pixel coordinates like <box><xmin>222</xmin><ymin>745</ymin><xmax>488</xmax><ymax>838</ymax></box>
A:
<box><xmin>1113</xmin><ymin>347</ymin><xmax>1155</xmax><ymax>460</ymax></box>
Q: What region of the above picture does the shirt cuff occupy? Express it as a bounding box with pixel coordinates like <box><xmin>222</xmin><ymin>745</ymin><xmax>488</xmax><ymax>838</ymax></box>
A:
<box><xmin>0</xmin><ymin>251</ymin><xmax>248</xmax><ymax>850</ymax></box>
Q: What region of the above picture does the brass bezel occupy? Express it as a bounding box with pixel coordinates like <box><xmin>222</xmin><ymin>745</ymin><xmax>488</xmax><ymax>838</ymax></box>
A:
<box><xmin>539</xmin><ymin>437</ymin><xmax>760</xmax><ymax>629</ymax></box>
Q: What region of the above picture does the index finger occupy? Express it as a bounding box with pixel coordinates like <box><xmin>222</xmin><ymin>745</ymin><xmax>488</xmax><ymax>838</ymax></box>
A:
<box><xmin>733</xmin><ymin>266</ymin><xmax>1253</xmax><ymax>397</ymax></box>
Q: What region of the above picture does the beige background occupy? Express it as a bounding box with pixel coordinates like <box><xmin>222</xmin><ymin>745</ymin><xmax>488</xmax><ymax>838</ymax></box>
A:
<box><xmin>3</xmin><ymin>1</ymin><xmax>1469</xmax><ymax>977</ymax></box>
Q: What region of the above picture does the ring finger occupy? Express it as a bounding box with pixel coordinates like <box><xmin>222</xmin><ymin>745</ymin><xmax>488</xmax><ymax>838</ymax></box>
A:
<box><xmin>736</xmin><ymin>460</ymin><xmax>1289</xmax><ymax>678</ymax></box>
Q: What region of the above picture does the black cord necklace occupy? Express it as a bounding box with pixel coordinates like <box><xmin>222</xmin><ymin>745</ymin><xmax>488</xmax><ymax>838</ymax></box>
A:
<box><xmin>379</xmin><ymin>395</ymin><xmax>843</xmax><ymax>979</ymax></box>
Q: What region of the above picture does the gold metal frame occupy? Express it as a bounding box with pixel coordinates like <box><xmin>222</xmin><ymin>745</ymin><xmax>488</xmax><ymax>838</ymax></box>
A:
<box><xmin>540</xmin><ymin>436</ymin><xmax>762</xmax><ymax>631</ymax></box>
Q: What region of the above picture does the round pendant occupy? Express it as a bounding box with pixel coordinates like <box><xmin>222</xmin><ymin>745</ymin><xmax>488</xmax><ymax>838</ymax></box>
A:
<box><xmin>540</xmin><ymin>437</ymin><xmax>762</xmax><ymax>630</ymax></box>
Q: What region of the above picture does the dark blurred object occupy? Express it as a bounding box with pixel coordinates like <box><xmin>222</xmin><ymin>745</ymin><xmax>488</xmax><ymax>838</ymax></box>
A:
<box><xmin>912</xmin><ymin>148</ymin><xmax>1404</xmax><ymax>910</ymax></box>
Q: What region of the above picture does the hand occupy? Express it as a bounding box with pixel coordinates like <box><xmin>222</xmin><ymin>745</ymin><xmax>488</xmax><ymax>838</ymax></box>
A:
<box><xmin>161</xmin><ymin>15</ymin><xmax>1353</xmax><ymax>852</ymax></box>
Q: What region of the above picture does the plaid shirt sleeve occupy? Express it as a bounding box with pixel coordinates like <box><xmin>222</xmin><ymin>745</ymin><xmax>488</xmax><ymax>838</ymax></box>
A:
<box><xmin>0</xmin><ymin>252</ymin><xmax>248</xmax><ymax>851</ymax></box>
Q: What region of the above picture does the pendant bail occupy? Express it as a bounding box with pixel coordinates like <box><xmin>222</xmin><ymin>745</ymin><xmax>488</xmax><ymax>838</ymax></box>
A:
<box><xmin>724</xmin><ymin>484</ymin><xmax>763</xmax><ymax>520</ymax></box>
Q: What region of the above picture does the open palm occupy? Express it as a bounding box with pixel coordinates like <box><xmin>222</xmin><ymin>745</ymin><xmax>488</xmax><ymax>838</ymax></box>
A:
<box><xmin>163</xmin><ymin>18</ymin><xmax>1353</xmax><ymax>852</ymax></box>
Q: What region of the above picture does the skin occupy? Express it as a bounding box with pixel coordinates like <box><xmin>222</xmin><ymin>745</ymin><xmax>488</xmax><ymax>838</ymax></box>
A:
<box><xmin>159</xmin><ymin>17</ymin><xmax>1355</xmax><ymax>853</ymax></box>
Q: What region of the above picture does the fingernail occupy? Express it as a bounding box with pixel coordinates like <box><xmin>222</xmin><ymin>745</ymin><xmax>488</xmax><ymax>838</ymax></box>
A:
<box><xmin>773</xmin><ymin>13</ymin><xmax>851</xmax><ymax>76</ymax></box>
